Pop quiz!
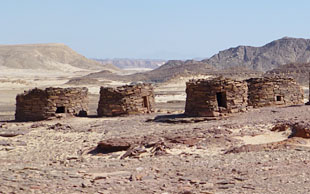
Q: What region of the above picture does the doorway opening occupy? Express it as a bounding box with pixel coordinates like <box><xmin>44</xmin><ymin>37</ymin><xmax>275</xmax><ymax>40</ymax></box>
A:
<box><xmin>143</xmin><ymin>96</ymin><xmax>149</xmax><ymax>110</ymax></box>
<box><xmin>56</xmin><ymin>106</ymin><xmax>66</xmax><ymax>113</ymax></box>
<box><xmin>276</xmin><ymin>96</ymin><xmax>282</xmax><ymax>101</ymax></box>
<box><xmin>216</xmin><ymin>92</ymin><xmax>227</xmax><ymax>108</ymax></box>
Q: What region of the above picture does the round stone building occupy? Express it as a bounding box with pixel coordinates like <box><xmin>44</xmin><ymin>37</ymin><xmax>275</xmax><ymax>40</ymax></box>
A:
<box><xmin>97</xmin><ymin>83</ymin><xmax>155</xmax><ymax>116</ymax></box>
<box><xmin>15</xmin><ymin>87</ymin><xmax>88</xmax><ymax>121</ymax></box>
<box><xmin>246</xmin><ymin>77</ymin><xmax>304</xmax><ymax>108</ymax></box>
<box><xmin>185</xmin><ymin>77</ymin><xmax>248</xmax><ymax>117</ymax></box>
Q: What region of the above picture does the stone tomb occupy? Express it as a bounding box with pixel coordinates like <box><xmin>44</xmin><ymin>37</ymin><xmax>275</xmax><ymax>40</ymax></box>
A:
<box><xmin>185</xmin><ymin>77</ymin><xmax>248</xmax><ymax>117</ymax></box>
<box><xmin>247</xmin><ymin>77</ymin><xmax>304</xmax><ymax>108</ymax></box>
<box><xmin>15</xmin><ymin>87</ymin><xmax>88</xmax><ymax>121</ymax></box>
<box><xmin>97</xmin><ymin>83</ymin><xmax>155</xmax><ymax>116</ymax></box>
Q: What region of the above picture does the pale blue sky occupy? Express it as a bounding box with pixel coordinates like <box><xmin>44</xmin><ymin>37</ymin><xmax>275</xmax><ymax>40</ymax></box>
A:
<box><xmin>1</xmin><ymin>0</ymin><xmax>310</xmax><ymax>59</ymax></box>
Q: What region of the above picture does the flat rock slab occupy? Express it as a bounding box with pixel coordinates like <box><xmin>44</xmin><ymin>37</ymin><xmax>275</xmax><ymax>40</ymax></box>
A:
<box><xmin>0</xmin><ymin>130</ymin><xmax>26</xmax><ymax>137</ymax></box>
<box><xmin>94</xmin><ymin>138</ymin><xmax>133</xmax><ymax>154</ymax></box>
<box><xmin>92</xmin><ymin>134</ymin><xmax>202</xmax><ymax>159</ymax></box>
<box><xmin>225</xmin><ymin>137</ymin><xmax>309</xmax><ymax>154</ymax></box>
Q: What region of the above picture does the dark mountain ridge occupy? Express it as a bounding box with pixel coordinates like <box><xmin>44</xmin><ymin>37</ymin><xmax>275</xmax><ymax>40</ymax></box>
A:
<box><xmin>72</xmin><ymin>37</ymin><xmax>310</xmax><ymax>83</ymax></box>
<box><xmin>203</xmin><ymin>37</ymin><xmax>310</xmax><ymax>71</ymax></box>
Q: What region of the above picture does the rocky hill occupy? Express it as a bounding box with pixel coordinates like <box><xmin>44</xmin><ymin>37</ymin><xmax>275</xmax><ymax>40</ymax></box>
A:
<box><xmin>70</xmin><ymin>37</ymin><xmax>310</xmax><ymax>83</ymax></box>
<box><xmin>0</xmin><ymin>43</ymin><xmax>119</xmax><ymax>72</ymax></box>
<box><xmin>124</xmin><ymin>59</ymin><xmax>263</xmax><ymax>82</ymax></box>
<box><xmin>265</xmin><ymin>63</ymin><xmax>310</xmax><ymax>86</ymax></box>
<box><xmin>94</xmin><ymin>58</ymin><xmax>166</xmax><ymax>70</ymax></box>
<box><xmin>71</xmin><ymin>60</ymin><xmax>213</xmax><ymax>84</ymax></box>
<box><xmin>203</xmin><ymin>37</ymin><xmax>310</xmax><ymax>71</ymax></box>
<box><xmin>122</xmin><ymin>37</ymin><xmax>310</xmax><ymax>82</ymax></box>
<box><xmin>126</xmin><ymin>60</ymin><xmax>215</xmax><ymax>82</ymax></box>
<box><xmin>79</xmin><ymin>60</ymin><xmax>262</xmax><ymax>84</ymax></box>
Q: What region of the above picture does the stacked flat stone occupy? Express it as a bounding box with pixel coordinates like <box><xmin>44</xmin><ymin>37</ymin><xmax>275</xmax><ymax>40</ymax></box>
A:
<box><xmin>185</xmin><ymin>77</ymin><xmax>248</xmax><ymax>117</ymax></box>
<box><xmin>15</xmin><ymin>87</ymin><xmax>88</xmax><ymax>121</ymax></box>
<box><xmin>247</xmin><ymin>77</ymin><xmax>304</xmax><ymax>108</ymax></box>
<box><xmin>97</xmin><ymin>83</ymin><xmax>155</xmax><ymax>116</ymax></box>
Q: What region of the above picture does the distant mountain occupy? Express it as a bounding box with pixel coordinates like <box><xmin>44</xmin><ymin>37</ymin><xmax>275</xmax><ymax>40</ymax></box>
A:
<box><xmin>265</xmin><ymin>63</ymin><xmax>310</xmax><ymax>85</ymax></box>
<box><xmin>0</xmin><ymin>43</ymin><xmax>119</xmax><ymax>72</ymax></box>
<box><xmin>94</xmin><ymin>58</ymin><xmax>166</xmax><ymax>70</ymax></box>
<box><xmin>74</xmin><ymin>60</ymin><xmax>214</xmax><ymax>83</ymax></box>
<box><xmin>203</xmin><ymin>37</ymin><xmax>310</xmax><ymax>71</ymax></box>
<box><xmin>126</xmin><ymin>60</ymin><xmax>215</xmax><ymax>82</ymax></box>
<box><xmin>124</xmin><ymin>37</ymin><xmax>310</xmax><ymax>82</ymax></box>
<box><xmin>74</xmin><ymin>59</ymin><xmax>260</xmax><ymax>84</ymax></box>
<box><xmin>70</xmin><ymin>37</ymin><xmax>310</xmax><ymax>83</ymax></box>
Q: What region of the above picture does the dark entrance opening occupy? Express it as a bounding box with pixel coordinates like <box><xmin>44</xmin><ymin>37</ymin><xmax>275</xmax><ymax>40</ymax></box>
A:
<box><xmin>56</xmin><ymin>106</ymin><xmax>66</xmax><ymax>113</ymax></box>
<box><xmin>276</xmin><ymin>96</ymin><xmax>282</xmax><ymax>101</ymax></box>
<box><xmin>216</xmin><ymin>92</ymin><xmax>227</xmax><ymax>108</ymax></box>
<box><xmin>143</xmin><ymin>96</ymin><xmax>149</xmax><ymax>110</ymax></box>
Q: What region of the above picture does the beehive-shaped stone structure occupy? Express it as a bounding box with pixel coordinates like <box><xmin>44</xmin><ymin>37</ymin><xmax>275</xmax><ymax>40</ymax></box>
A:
<box><xmin>247</xmin><ymin>77</ymin><xmax>304</xmax><ymax>108</ymax></box>
<box><xmin>97</xmin><ymin>83</ymin><xmax>155</xmax><ymax>116</ymax></box>
<box><xmin>185</xmin><ymin>77</ymin><xmax>248</xmax><ymax>117</ymax></box>
<box><xmin>15</xmin><ymin>87</ymin><xmax>88</xmax><ymax>121</ymax></box>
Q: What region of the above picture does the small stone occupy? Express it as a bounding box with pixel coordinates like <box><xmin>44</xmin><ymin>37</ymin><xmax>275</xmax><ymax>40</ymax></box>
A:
<box><xmin>136</xmin><ymin>167</ymin><xmax>144</xmax><ymax>172</ymax></box>
<box><xmin>176</xmin><ymin>172</ymin><xmax>185</xmax><ymax>176</ymax></box>
<box><xmin>4</xmin><ymin>147</ymin><xmax>15</xmax><ymax>151</ymax></box>
<box><xmin>189</xmin><ymin>179</ymin><xmax>199</xmax><ymax>184</ymax></box>
<box><xmin>81</xmin><ymin>180</ymin><xmax>92</xmax><ymax>188</ymax></box>
<box><xmin>0</xmin><ymin>130</ymin><xmax>25</xmax><ymax>137</ymax></box>
<box><xmin>0</xmin><ymin>140</ymin><xmax>11</xmax><ymax>146</ymax></box>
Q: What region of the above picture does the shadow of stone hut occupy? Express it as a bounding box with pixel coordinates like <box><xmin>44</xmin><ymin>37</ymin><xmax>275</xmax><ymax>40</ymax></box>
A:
<box><xmin>185</xmin><ymin>77</ymin><xmax>248</xmax><ymax>117</ymax></box>
<box><xmin>15</xmin><ymin>87</ymin><xmax>88</xmax><ymax>121</ymax></box>
<box><xmin>97</xmin><ymin>83</ymin><xmax>155</xmax><ymax>116</ymax></box>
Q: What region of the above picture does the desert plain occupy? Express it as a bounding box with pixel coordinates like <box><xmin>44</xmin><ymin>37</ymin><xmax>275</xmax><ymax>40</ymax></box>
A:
<box><xmin>1</xmin><ymin>69</ymin><xmax>310</xmax><ymax>194</ymax></box>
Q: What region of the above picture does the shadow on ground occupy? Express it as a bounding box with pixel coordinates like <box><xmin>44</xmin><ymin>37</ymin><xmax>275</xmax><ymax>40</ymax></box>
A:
<box><xmin>148</xmin><ymin>114</ymin><xmax>220</xmax><ymax>124</ymax></box>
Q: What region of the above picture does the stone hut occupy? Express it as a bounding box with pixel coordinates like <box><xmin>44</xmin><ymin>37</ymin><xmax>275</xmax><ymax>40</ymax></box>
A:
<box><xmin>97</xmin><ymin>83</ymin><xmax>155</xmax><ymax>116</ymax></box>
<box><xmin>15</xmin><ymin>87</ymin><xmax>88</xmax><ymax>121</ymax></box>
<box><xmin>247</xmin><ymin>77</ymin><xmax>304</xmax><ymax>108</ymax></box>
<box><xmin>185</xmin><ymin>77</ymin><xmax>248</xmax><ymax>117</ymax></box>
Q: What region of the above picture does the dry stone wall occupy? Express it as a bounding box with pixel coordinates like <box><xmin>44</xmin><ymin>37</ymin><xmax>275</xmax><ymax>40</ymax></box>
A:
<box><xmin>97</xmin><ymin>84</ymin><xmax>155</xmax><ymax>116</ymax></box>
<box><xmin>185</xmin><ymin>77</ymin><xmax>248</xmax><ymax>117</ymax></box>
<box><xmin>15</xmin><ymin>87</ymin><xmax>88</xmax><ymax>121</ymax></box>
<box><xmin>247</xmin><ymin>77</ymin><xmax>304</xmax><ymax>108</ymax></box>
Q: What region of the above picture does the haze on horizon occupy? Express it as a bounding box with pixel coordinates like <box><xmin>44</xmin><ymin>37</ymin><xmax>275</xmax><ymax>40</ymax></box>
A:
<box><xmin>1</xmin><ymin>0</ymin><xmax>310</xmax><ymax>60</ymax></box>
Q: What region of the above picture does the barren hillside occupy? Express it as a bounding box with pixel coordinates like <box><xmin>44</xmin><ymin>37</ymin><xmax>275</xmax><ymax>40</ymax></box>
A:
<box><xmin>0</xmin><ymin>43</ymin><xmax>119</xmax><ymax>72</ymax></box>
<box><xmin>265</xmin><ymin>63</ymin><xmax>310</xmax><ymax>85</ymax></box>
<box><xmin>204</xmin><ymin>37</ymin><xmax>310</xmax><ymax>71</ymax></box>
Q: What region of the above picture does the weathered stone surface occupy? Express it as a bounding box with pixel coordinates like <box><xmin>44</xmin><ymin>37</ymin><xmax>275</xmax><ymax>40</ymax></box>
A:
<box><xmin>247</xmin><ymin>77</ymin><xmax>304</xmax><ymax>108</ymax></box>
<box><xmin>271</xmin><ymin>123</ymin><xmax>291</xmax><ymax>132</ymax></box>
<box><xmin>225</xmin><ymin>138</ymin><xmax>299</xmax><ymax>154</ymax></box>
<box><xmin>97</xmin><ymin>83</ymin><xmax>155</xmax><ymax>116</ymax></box>
<box><xmin>96</xmin><ymin>138</ymin><xmax>132</xmax><ymax>153</ymax></box>
<box><xmin>0</xmin><ymin>130</ymin><xmax>26</xmax><ymax>137</ymax></box>
<box><xmin>185</xmin><ymin>77</ymin><xmax>248</xmax><ymax>117</ymax></box>
<box><xmin>15</xmin><ymin>87</ymin><xmax>88</xmax><ymax>121</ymax></box>
<box><xmin>185</xmin><ymin>76</ymin><xmax>303</xmax><ymax>117</ymax></box>
<box><xmin>290</xmin><ymin>123</ymin><xmax>310</xmax><ymax>138</ymax></box>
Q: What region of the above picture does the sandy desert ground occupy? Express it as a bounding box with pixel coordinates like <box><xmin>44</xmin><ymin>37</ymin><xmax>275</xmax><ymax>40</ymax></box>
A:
<box><xmin>2</xmin><ymin>72</ymin><xmax>310</xmax><ymax>193</ymax></box>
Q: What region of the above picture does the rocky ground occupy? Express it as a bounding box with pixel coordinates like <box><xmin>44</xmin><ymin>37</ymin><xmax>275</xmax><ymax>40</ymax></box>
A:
<box><xmin>1</xmin><ymin>104</ymin><xmax>310</xmax><ymax>193</ymax></box>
